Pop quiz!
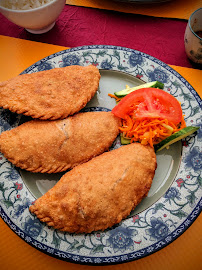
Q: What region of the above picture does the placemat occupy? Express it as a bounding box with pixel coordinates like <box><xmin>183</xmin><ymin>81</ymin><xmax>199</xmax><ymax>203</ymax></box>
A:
<box><xmin>0</xmin><ymin>35</ymin><xmax>201</xmax><ymax>270</ymax></box>
<box><xmin>65</xmin><ymin>0</ymin><xmax>202</xmax><ymax>20</ymax></box>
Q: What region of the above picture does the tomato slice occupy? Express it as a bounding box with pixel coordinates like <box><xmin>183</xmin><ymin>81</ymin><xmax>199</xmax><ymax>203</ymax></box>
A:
<box><xmin>112</xmin><ymin>88</ymin><xmax>182</xmax><ymax>125</ymax></box>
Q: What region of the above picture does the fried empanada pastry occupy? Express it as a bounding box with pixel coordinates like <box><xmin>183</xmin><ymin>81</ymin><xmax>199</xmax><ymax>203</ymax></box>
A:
<box><xmin>0</xmin><ymin>111</ymin><xmax>120</xmax><ymax>173</ymax></box>
<box><xmin>0</xmin><ymin>65</ymin><xmax>100</xmax><ymax>120</ymax></box>
<box><xmin>29</xmin><ymin>143</ymin><xmax>157</xmax><ymax>233</ymax></box>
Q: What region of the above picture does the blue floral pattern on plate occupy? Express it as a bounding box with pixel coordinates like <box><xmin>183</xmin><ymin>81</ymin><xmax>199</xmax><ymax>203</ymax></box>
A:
<box><xmin>145</xmin><ymin>217</ymin><xmax>170</xmax><ymax>241</ymax></box>
<box><xmin>184</xmin><ymin>147</ymin><xmax>202</xmax><ymax>172</ymax></box>
<box><xmin>59</xmin><ymin>54</ymin><xmax>80</xmax><ymax>67</ymax></box>
<box><xmin>106</xmin><ymin>226</ymin><xmax>138</xmax><ymax>252</ymax></box>
<box><xmin>147</xmin><ymin>67</ymin><xmax>169</xmax><ymax>83</ymax></box>
<box><xmin>0</xmin><ymin>45</ymin><xmax>201</xmax><ymax>265</ymax></box>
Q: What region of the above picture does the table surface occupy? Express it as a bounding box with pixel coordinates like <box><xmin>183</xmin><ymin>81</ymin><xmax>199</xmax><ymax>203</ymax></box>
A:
<box><xmin>0</xmin><ymin>3</ymin><xmax>202</xmax><ymax>270</ymax></box>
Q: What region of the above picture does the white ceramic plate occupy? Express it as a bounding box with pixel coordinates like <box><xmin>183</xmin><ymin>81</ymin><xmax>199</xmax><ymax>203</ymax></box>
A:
<box><xmin>0</xmin><ymin>45</ymin><xmax>201</xmax><ymax>265</ymax></box>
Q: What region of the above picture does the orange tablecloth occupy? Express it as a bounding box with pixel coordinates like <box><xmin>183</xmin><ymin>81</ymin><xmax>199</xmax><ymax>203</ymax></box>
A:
<box><xmin>65</xmin><ymin>0</ymin><xmax>202</xmax><ymax>19</ymax></box>
<box><xmin>0</xmin><ymin>35</ymin><xmax>201</xmax><ymax>270</ymax></box>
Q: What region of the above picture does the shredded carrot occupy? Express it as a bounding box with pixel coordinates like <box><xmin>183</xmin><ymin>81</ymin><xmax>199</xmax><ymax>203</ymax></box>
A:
<box><xmin>108</xmin><ymin>93</ymin><xmax>122</xmax><ymax>103</ymax></box>
<box><xmin>149</xmin><ymin>127</ymin><xmax>153</xmax><ymax>147</ymax></box>
<box><xmin>120</xmin><ymin>115</ymin><xmax>186</xmax><ymax>147</ymax></box>
<box><xmin>119</xmin><ymin>115</ymin><xmax>133</xmax><ymax>132</ymax></box>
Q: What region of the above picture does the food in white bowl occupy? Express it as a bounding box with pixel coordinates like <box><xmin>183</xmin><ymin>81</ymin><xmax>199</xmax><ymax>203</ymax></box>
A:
<box><xmin>0</xmin><ymin>0</ymin><xmax>54</xmax><ymax>10</ymax></box>
<box><xmin>0</xmin><ymin>0</ymin><xmax>66</xmax><ymax>34</ymax></box>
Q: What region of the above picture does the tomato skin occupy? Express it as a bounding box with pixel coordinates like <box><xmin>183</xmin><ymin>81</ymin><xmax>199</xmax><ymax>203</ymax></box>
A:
<box><xmin>112</xmin><ymin>88</ymin><xmax>182</xmax><ymax>125</ymax></box>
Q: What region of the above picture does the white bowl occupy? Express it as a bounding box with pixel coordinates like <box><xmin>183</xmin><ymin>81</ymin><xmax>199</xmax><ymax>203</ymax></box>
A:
<box><xmin>0</xmin><ymin>0</ymin><xmax>66</xmax><ymax>34</ymax></box>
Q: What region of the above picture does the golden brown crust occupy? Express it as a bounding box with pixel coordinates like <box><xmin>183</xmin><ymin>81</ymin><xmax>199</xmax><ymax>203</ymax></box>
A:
<box><xmin>29</xmin><ymin>143</ymin><xmax>157</xmax><ymax>233</ymax></box>
<box><xmin>0</xmin><ymin>65</ymin><xmax>100</xmax><ymax>120</ymax></box>
<box><xmin>0</xmin><ymin>111</ymin><xmax>120</xmax><ymax>173</ymax></box>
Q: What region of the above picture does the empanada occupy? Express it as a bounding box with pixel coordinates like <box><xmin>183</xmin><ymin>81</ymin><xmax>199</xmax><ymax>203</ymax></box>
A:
<box><xmin>0</xmin><ymin>111</ymin><xmax>120</xmax><ymax>173</ymax></box>
<box><xmin>29</xmin><ymin>143</ymin><xmax>157</xmax><ymax>233</ymax></box>
<box><xmin>0</xmin><ymin>65</ymin><xmax>100</xmax><ymax>120</ymax></box>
